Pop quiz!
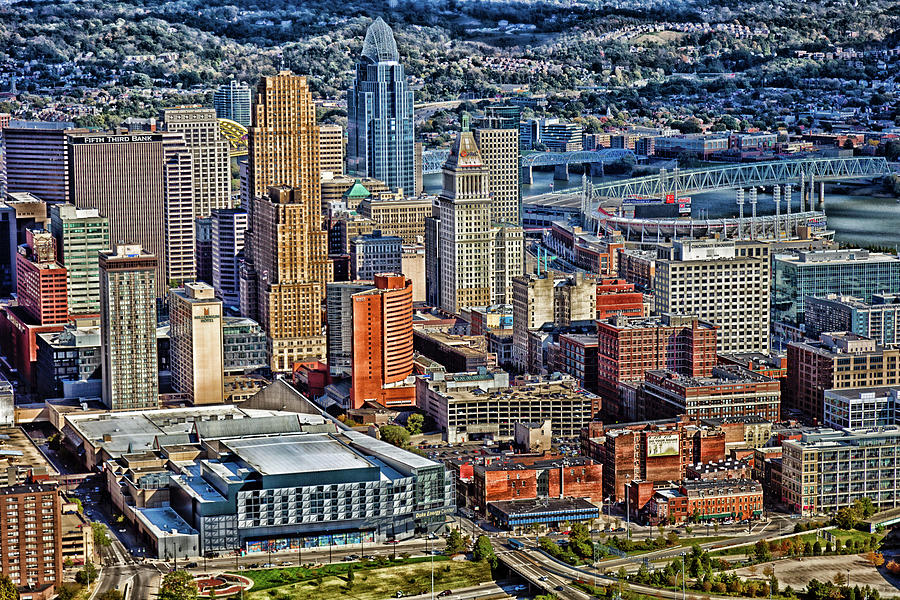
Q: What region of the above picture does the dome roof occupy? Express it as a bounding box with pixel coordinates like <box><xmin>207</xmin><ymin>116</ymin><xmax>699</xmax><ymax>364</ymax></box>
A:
<box><xmin>361</xmin><ymin>17</ymin><xmax>400</xmax><ymax>63</ymax></box>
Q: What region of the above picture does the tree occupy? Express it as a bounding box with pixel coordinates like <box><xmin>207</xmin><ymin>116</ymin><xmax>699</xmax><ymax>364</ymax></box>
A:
<box><xmin>158</xmin><ymin>570</ymin><xmax>199</xmax><ymax>600</ymax></box>
<box><xmin>57</xmin><ymin>584</ymin><xmax>81</xmax><ymax>600</ymax></box>
<box><xmin>406</xmin><ymin>413</ymin><xmax>424</xmax><ymax>435</ymax></box>
<box><xmin>346</xmin><ymin>564</ymin><xmax>355</xmax><ymax>585</ymax></box>
<box><xmin>76</xmin><ymin>561</ymin><xmax>98</xmax><ymax>585</ymax></box>
<box><xmin>473</xmin><ymin>535</ymin><xmax>497</xmax><ymax>570</ymax></box>
<box><xmin>834</xmin><ymin>507</ymin><xmax>857</xmax><ymax>529</ymax></box>
<box><xmin>445</xmin><ymin>528</ymin><xmax>466</xmax><ymax>554</ymax></box>
<box><xmin>380</xmin><ymin>425</ymin><xmax>410</xmax><ymax>448</ymax></box>
<box><xmin>754</xmin><ymin>540</ymin><xmax>772</xmax><ymax>562</ymax></box>
<box><xmin>866</xmin><ymin>551</ymin><xmax>885</xmax><ymax>567</ymax></box>
<box><xmin>97</xmin><ymin>591</ymin><xmax>124</xmax><ymax>600</ymax></box>
<box><xmin>92</xmin><ymin>522</ymin><xmax>112</xmax><ymax>548</ymax></box>
<box><xmin>854</xmin><ymin>497</ymin><xmax>876</xmax><ymax>519</ymax></box>
<box><xmin>832</xmin><ymin>572</ymin><xmax>847</xmax><ymax>586</ymax></box>
<box><xmin>0</xmin><ymin>575</ymin><xmax>18</xmax><ymax>600</ymax></box>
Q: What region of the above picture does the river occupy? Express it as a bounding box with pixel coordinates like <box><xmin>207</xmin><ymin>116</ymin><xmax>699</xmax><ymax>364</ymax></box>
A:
<box><xmin>423</xmin><ymin>170</ymin><xmax>900</xmax><ymax>248</ymax></box>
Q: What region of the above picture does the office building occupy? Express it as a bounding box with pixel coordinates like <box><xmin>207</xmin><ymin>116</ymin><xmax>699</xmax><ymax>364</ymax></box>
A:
<box><xmin>542</xmin><ymin>122</ymin><xmax>583</xmax><ymax>152</ymax></box>
<box><xmin>597</xmin><ymin>314</ymin><xmax>718</xmax><ymax>420</ymax></box>
<box><xmin>402</xmin><ymin>244</ymin><xmax>426</xmax><ymax>303</ymax></box>
<box><xmin>782</xmin><ymin>426</ymin><xmax>900</xmax><ymax>515</ymax></box>
<box><xmin>349</xmin><ymin>230</ymin><xmax>402</xmax><ymax>281</ymax></box>
<box><xmin>99</xmin><ymin>244</ymin><xmax>159</xmax><ymax>410</ymax></box>
<box><xmin>195</xmin><ymin>216</ymin><xmax>213</xmax><ymax>285</ymax></box>
<box><xmin>478</xmin><ymin>105</ymin><xmax>522</xmax><ymax>130</ymax></box>
<box><xmin>786</xmin><ymin>332</ymin><xmax>900</xmax><ymax>423</ymax></box>
<box><xmin>347</xmin><ymin>18</ymin><xmax>415</xmax><ymax>193</ymax></box>
<box><xmin>210</xmin><ymin>208</ymin><xmax>248</xmax><ymax>308</ymax></box>
<box><xmin>169</xmin><ymin>282</ymin><xmax>225</xmax><ymax>405</ymax></box>
<box><xmin>16</xmin><ymin>230</ymin><xmax>68</xmax><ymax>325</ymax></box>
<box><xmin>0</xmin><ymin>483</ymin><xmax>62</xmax><ymax>590</ymax></box>
<box><xmin>68</xmin><ymin>131</ymin><xmax>195</xmax><ymax>295</ymax></box>
<box><xmin>0</xmin><ymin>373</ymin><xmax>12</xmax><ymax>427</ymax></box>
<box><xmin>654</xmin><ymin>134</ymin><xmax>729</xmax><ymax>159</ymax></box>
<box><xmin>328</xmin><ymin>213</ymin><xmax>377</xmax><ymax>256</ymax></box>
<box><xmin>773</xmin><ymin>249</ymin><xmax>900</xmax><ymax>326</ymax></box>
<box><xmin>319</xmin><ymin>124</ymin><xmax>344</xmax><ymax>176</ymax></box>
<box><xmin>1</xmin><ymin>194</ymin><xmax>50</xmax><ymax>297</ymax></box>
<box><xmin>417</xmin><ymin>371</ymin><xmax>599</xmax><ymax>443</ymax></box>
<box><xmin>326</xmin><ymin>281</ymin><xmax>375</xmax><ymax>377</ymax></box>
<box><xmin>222</xmin><ymin>316</ymin><xmax>267</xmax><ymax>374</ymax></box>
<box><xmin>805</xmin><ymin>293</ymin><xmax>900</xmax><ymax>345</ymax></box>
<box><xmin>413</xmin><ymin>329</ymin><xmax>495</xmax><ymax>373</ymax></box>
<box><xmin>473</xmin><ymin>127</ymin><xmax>520</xmax><ymax>225</ymax></box>
<box><xmin>511</xmin><ymin>272</ymin><xmax>596</xmax><ymax>372</ymax></box>
<box><xmin>595</xmin><ymin>278</ymin><xmax>644</xmax><ymax>320</ymax></box>
<box><xmin>823</xmin><ymin>387</ymin><xmax>900</xmax><ymax>430</ymax></box>
<box><xmin>35</xmin><ymin>324</ymin><xmax>102</xmax><ymax>399</ymax></box>
<box><xmin>160</xmin><ymin>107</ymin><xmax>231</xmax><ymax>218</ymax></box>
<box><xmin>243</xmin><ymin>73</ymin><xmax>332</xmax><ymax>371</ymax></box>
<box><xmin>639</xmin><ymin>366</ymin><xmax>781</xmax><ymax>422</ymax></box>
<box><xmin>1</xmin><ymin>121</ymin><xmax>81</xmax><ymax>202</ymax></box>
<box><xmin>321</xmin><ymin>174</ymin><xmax>390</xmax><ymax>212</ymax></box>
<box><xmin>654</xmin><ymin>240</ymin><xmax>771</xmax><ymax>354</ymax></box>
<box><xmin>213</xmin><ymin>79</ymin><xmax>252</xmax><ymax>127</ymax></box>
<box><xmin>618</xmin><ymin>248</ymin><xmax>656</xmax><ymax>290</ymax></box>
<box><xmin>350</xmin><ymin>274</ymin><xmax>415</xmax><ymax>409</ymax></box>
<box><xmin>433</xmin><ymin>120</ymin><xmax>523</xmax><ymax>315</ymax></box>
<box><xmin>49</xmin><ymin>204</ymin><xmax>109</xmax><ymax>317</ymax></box>
<box><xmin>358</xmin><ymin>194</ymin><xmax>434</xmax><ymax>244</ymax></box>
<box><xmin>557</xmin><ymin>333</ymin><xmax>598</xmax><ymax>392</ymax></box>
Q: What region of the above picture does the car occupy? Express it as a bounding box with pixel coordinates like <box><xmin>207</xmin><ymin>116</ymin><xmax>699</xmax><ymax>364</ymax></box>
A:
<box><xmin>386</xmin><ymin>540</ymin><xmax>399</xmax><ymax>544</ymax></box>
<box><xmin>438</xmin><ymin>591</ymin><xmax>452</xmax><ymax>598</ymax></box>
<box><xmin>363</xmin><ymin>555</ymin><xmax>376</xmax><ymax>560</ymax></box>
<box><xmin>185</xmin><ymin>562</ymin><xmax>199</xmax><ymax>568</ymax></box>
<box><xmin>343</xmin><ymin>556</ymin><xmax>354</xmax><ymax>561</ymax></box>
<box><xmin>118</xmin><ymin>528</ymin><xmax>126</xmax><ymax>533</ymax></box>
<box><xmin>395</xmin><ymin>592</ymin><xmax>404</xmax><ymax>598</ymax></box>
<box><xmin>262</xmin><ymin>563</ymin><xmax>275</xmax><ymax>568</ymax></box>
<box><xmin>538</xmin><ymin>576</ymin><xmax>548</xmax><ymax>582</ymax></box>
<box><xmin>555</xmin><ymin>586</ymin><xmax>565</xmax><ymax>592</ymax></box>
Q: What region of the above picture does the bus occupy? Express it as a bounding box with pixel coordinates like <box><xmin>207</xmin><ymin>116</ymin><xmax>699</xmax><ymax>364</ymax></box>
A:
<box><xmin>508</xmin><ymin>538</ymin><xmax>524</xmax><ymax>550</ymax></box>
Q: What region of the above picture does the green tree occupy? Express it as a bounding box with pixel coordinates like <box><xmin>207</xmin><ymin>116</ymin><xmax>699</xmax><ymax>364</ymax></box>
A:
<box><xmin>380</xmin><ymin>425</ymin><xmax>411</xmax><ymax>448</ymax></box>
<box><xmin>445</xmin><ymin>528</ymin><xmax>466</xmax><ymax>554</ymax></box>
<box><xmin>813</xmin><ymin>541</ymin><xmax>822</xmax><ymax>556</ymax></box>
<box><xmin>568</xmin><ymin>522</ymin><xmax>593</xmax><ymax>558</ymax></box>
<box><xmin>854</xmin><ymin>497</ymin><xmax>876</xmax><ymax>518</ymax></box>
<box><xmin>76</xmin><ymin>561</ymin><xmax>98</xmax><ymax>585</ymax></box>
<box><xmin>754</xmin><ymin>540</ymin><xmax>772</xmax><ymax>562</ymax></box>
<box><xmin>158</xmin><ymin>570</ymin><xmax>199</xmax><ymax>600</ymax></box>
<box><xmin>0</xmin><ymin>575</ymin><xmax>18</xmax><ymax>600</ymax></box>
<box><xmin>406</xmin><ymin>413</ymin><xmax>424</xmax><ymax>435</ymax></box>
<box><xmin>346</xmin><ymin>564</ymin><xmax>355</xmax><ymax>585</ymax></box>
<box><xmin>473</xmin><ymin>535</ymin><xmax>497</xmax><ymax>570</ymax></box>
<box><xmin>92</xmin><ymin>522</ymin><xmax>112</xmax><ymax>548</ymax></box>
<box><xmin>97</xmin><ymin>591</ymin><xmax>124</xmax><ymax>600</ymax></box>
<box><xmin>57</xmin><ymin>584</ymin><xmax>81</xmax><ymax>600</ymax></box>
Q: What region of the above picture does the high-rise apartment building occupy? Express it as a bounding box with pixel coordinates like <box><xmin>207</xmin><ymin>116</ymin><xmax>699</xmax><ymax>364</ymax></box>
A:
<box><xmin>68</xmin><ymin>131</ymin><xmax>195</xmax><ymax>295</ymax></box>
<box><xmin>211</xmin><ymin>208</ymin><xmax>248</xmax><ymax>308</ymax></box>
<box><xmin>319</xmin><ymin>124</ymin><xmax>344</xmax><ymax>176</ymax></box>
<box><xmin>326</xmin><ymin>281</ymin><xmax>375</xmax><ymax>377</ymax></box>
<box><xmin>16</xmin><ymin>229</ymin><xmax>68</xmax><ymax>326</ymax></box>
<box><xmin>49</xmin><ymin>203</ymin><xmax>109</xmax><ymax>317</ymax></box>
<box><xmin>99</xmin><ymin>244</ymin><xmax>159</xmax><ymax>410</ymax></box>
<box><xmin>347</xmin><ymin>18</ymin><xmax>415</xmax><ymax>193</ymax></box>
<box><xmin>805</xmin><ymin>293</ymin><xmax>900</xmax><ymax>345</ymax></box>
<box><xmin>0</xmin><ymin>483</ymin><xmax>62</xmax><ymax>589</ymax></box>
<box><xmin>473</xmin><ymin>127</ymin><xmax>520</xmax><ymax>225</ymax></box>
<box><xmin>786</xmin><ymin>332</ymin><xmax>900</xmax><ymax>423</ymax></box>
<box><xmin>432</xmin><ymin>120</ymin><xmax>523</xmax><ymax>315</ymax></box>
<box><xmin>350</xmin><ymin>274</ymin><xmax>415</xmax><ymax>409</ymax></box>
<box><xmin>241</xmin><ymin>72</ymin><xmax>332</xmax><ymax>371</ymax></box>
<box><xmin>350</xmin><ymin>230</ymin><xmax>402</xmax><ymax>280</ymax></box>
<box><xmin>511</xmin><ymin>272</ymin><xmax>596</xmax><ymax>372</ymax></box>
<box><xmin>654</xmin><ymin>240</ymin><xmax>771</xmax><ymax>354</ymax></box>
<box><xmin>213</xmin><ymin>79</ymin><xmax>252</xmax><ymax>128</ymax></box>
<box><xmin>160</xmin><ymin>107</ymin><xmax>232</xmax><ymax>218</ymax></box>
<box><xmin>1</xmin><ymin>121</ymin><xmax>83</xmax><ymax>202</ymax></box>
<box><xmin>774</xmin><ymin>249</ymin><xmax>900</xmax><ymax>326</ymax></box>
<box><xmin>169</xmin><ymin>282</ymin><xmax>224</xmax><ymax>405</ymax></box>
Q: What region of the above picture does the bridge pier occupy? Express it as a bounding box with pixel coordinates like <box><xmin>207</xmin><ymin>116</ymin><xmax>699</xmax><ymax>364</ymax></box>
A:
<box><xmin>554</xmin><ymin>163</ymin><xmax>569</xmax><ymax>181</ymax></box>
<box><xmin>818</xmin><ymin>180</ymin><xmax>825</xmax><ymax>210</ymax></box>
<box><xmin>799</xmin><ymin>175</ymin><xmax>806</xmax><ymax>213</ymax></box>
<box><xmin>589</xmin><ymin>162</ymin><xmax>604</xmax><ymax>178</ymax></box>
<box><xmin>520</xmin><ymin>165</ymin><xmax>533</xmax><ymax>185</ymax></box>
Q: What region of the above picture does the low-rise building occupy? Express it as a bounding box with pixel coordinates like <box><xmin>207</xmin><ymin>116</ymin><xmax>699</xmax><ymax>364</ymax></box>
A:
<box><xmin>35</xmin><ymin>323</ymin><xmax>102</xmax><ymax>399</ymax></box>
<box><xmin>685</xmin><ymin>458</ymin><xmax>751</xmax><ymax>482</ymax></box>
<box><xmin>823</xmin><ymin>387</ymin><xmax>899</xmax><ymax>430</ymax></box>
<box><xmin>643</xmin><ymin>479</ymin><xmax>763</xmax><ymax>524</ymax></box>
<box><xmin>413</xmin><ymin>329</ymin><xmax>495</xmax><ymax>373</ymax></box>
<box><xmin>805</xmin><ymin>293</ymin><xmax>900</xmax><ymax>345</ymax></box>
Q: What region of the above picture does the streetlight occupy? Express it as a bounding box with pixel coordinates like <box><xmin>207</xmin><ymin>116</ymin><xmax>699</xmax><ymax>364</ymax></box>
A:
<box><xmin>681</xmin><ymin>552</ymin><xmax>687</xmax><ymax>600</ymax></box>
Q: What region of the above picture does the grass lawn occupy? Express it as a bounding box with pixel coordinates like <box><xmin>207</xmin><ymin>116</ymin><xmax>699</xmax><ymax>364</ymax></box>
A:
<box><xmin>242</xmin><ymin>559</ymin><xmax>492</xmax><ymax>600</ymax></box>
<box><xmin>710</xmin><ymin>529</ymin><xmax>884</xmax><ymax>557</ymax></box>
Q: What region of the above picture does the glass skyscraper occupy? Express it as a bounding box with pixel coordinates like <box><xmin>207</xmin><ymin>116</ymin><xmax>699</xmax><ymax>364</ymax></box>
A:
<box><xmin>347</xmin><ymin>18</ymin><xmax>415</xmax><ymax>194</ymax></box>
<box><xmin>214</xmin><ymin>79</ymin><xmax>252</xmax><ymax>127</ymax></box>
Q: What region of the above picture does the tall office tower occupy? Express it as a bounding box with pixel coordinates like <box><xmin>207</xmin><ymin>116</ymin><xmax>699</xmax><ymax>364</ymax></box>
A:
<box><xmin>160</xmin><ymin>107</ymin><xmax>232</xmax><ymax>217</ymax></box>
<box><xmin>654</xmin><ymin>240</ymin><xmax>771</xmax><ymax>354</ymax></box>
<box><xmin>350</xmin><ymin>230</ymin><xmax>402</xmax><ymax>280</ymax></box>
<box><xmin>326</xmin><ymin>280</ymin><xmax>375</xmax><ymax>377</ymax></box>
<box><xmin>474</xmin><ymin>127</ymin><xmax>520</xmax><ymax>225</ymax></box>
<box><xmin>1</xmin><ymin>121</ymin><xmax>82</xmax><ymax>202</ymax></box>
<box><xmin>0</xmin><ymin>483</ymin><xmax>62</xmax><ymax>589</ymax></box>
<box><xmin>211</xmin><ymin>208</ymin><xmax>248</xmax><ymax>308</ymax></box>
<box><xmin>347</xmin><ymin>18</ymin><xmax>415</xmax><ymax>193</ymax></box>
<box><xmin>195</xmin><ymin>216</ymin><xmax>213</xmax><ymax>285</ymax></box>
<box><xmin>350</xmin><ymin>274</ymin><xmax>415</xmax><ymax>409</ymax></box>
<box><xmin>99</xmin><ymin>244</ymin><xmax>159</xmax><ymax>410</ymax></box>
<box><xmin>1</xmin><ymin>193</ymin><xmax>50</xmax><ymax>296</ymax></box>
<box><xmin>16</xmin><ymin>229</ymin><xmax>68</xmax><ymax>325</ymax></box>
<box><xmin>511</xmin><ymin>272</ymin><xmax>596</xmax><ymax>372</ymax></box>
<box><xmin>68</xmin><ymin>131</ymin><xmax>195</xmax><ymax>296</ymax></box>
<box><xmin>244</xmin><ymin>72</ymin><xmax>332</xmax><ymax>371</ymax></box>
<box><xmin>213</xmin><ymin>79</ymin><xmax>252</xmax><ymax>128</ymax></box>
<box><xmin>49</xmin><ymin>203</ymin><xmax>109</xmax><ymax>316</ymax></box>
<box><xmin>434</xmin><ymin>120</ymin><xmax>523</xmax><ymax>314</ymax></box>
<box><xmin>424</xmin><ymin>215</ymin><xmax>440</xmax><ymax>306</ymax></box>
<box><xmin>319</xmin><ymin>124</ymin><xmax>345</xmax><ymax>176</ymax></box>
<box><xmin>169</xmin><ymin>282</ymin><xmax>225</xmax><ymax>405</ymax></box>
<box><xmin>479</xmin><ymin>105</ymin><xmax>523</xmax><ymax>130</ymax></box>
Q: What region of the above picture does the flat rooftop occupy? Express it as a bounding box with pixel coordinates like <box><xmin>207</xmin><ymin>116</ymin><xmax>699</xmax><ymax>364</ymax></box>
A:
<box><xmin>489</xmin><ymin>496</ymin><xmax>599</xmax><ymax>517</ymax></box>
<box><xmin>134</xmin><ymin>507</ymin><xmax>198</xmax><ymax>537</ymax></box>
<box><xmin>222</xmin><ymin>433</ymin><xmax>373</xmax><ymax>476</ymax></box>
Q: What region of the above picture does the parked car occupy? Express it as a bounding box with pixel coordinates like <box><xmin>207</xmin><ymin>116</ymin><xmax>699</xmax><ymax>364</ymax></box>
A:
<box><xmin>438</xmin><ymin>591</ymin><xmax>452</xmax><ymax>598</ymax></box>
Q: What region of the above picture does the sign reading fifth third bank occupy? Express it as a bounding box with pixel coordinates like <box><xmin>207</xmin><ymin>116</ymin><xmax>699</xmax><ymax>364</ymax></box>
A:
<box><xmin>73</xmin><ymin>134</ymin><xmax>163</xmax><ymax>144</ymax></box>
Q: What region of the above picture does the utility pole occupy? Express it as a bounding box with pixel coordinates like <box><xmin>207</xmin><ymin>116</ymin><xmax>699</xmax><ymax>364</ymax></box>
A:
<box><xmin>681</xmin><ymin>552</ymin><xmax>686</xmax><ymax>600</ymax></box>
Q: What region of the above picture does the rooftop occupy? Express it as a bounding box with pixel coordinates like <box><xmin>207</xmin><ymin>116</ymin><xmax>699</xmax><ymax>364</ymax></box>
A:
<box><xmin>133</xmin><ymin>507</ymin><xmax>198</xmax><ymax>537</ymax></box>
<box><xmin>488</xmin><ymin>496</ymin><xmax>599</xmax><ymax>517</ymax></box>
<box><xmin>222</xmin><ymin>433</ymin><xmax>373</xmax><ymax>476</ymax></box>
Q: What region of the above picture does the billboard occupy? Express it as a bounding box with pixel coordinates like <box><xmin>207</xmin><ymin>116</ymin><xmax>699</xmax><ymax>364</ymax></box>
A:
<box><xmin>647</xmin><ymin>434</ymin><xmax>680</xmax><ymax>457</ymax></box>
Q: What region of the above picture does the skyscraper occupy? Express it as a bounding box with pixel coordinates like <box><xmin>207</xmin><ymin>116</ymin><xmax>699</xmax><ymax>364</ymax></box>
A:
<box><xmin>213</xmin><ymin>79</ymin><xmax>252</xmax><ymax>128</ymax></box>
<box><xmin>474</xmin><ymin>127</ymin><xmax>520</xmax><ymax>225</ymax></box>
<box><xmin>49</xmin><ymin>203</ymin><xmax>109</xmax><ymax>317</ymax></box>
<box><xmin>160</xmin><ymin>107</ymin><xmax>233</xmax><ymax>218</ymax></box>
<box><xmin>431</xmin><ymin>118</ymin><xmax>524</xmax><ymax>314</ymax></box>
<box><xmin>319</xmin><ymin>124</ymin><xmax>345</xmax><ymax>176</ymax></box>
<box><xmin>347</xmin><ymin>18</ymin><xmax>415</xmax><ymax>193</ymax></box>
<box><xmin>242</xmin><ymin>72</ymin><xmax>332</xmax><ymax>371</ymax></box>
<box><xmin>16</xmin><ymin>229</ymin><xmax>68</xmax><ymax>325</ymax></box>
<box><xmin>326</xmin><ymin>280</ymin><xmax>375</xmax><ymax>378</ymax></box>
<box><xmin>0</xmin><ymin>483</ymin><xmax>62</xmax><ymax>590</ymax></box>
<box><xmin>169</xmin><ymin>282</ymin><xmax>224</xmax><ymax>406</ymax></box>
<box><xmin>1</xmin><ymin>121</ymin><xmax>83</xmax><ymax>203</ymax></box>
<box><xmin>99</xmin><ymin>244</ymin><xmax>159</xmax><ymax>410</ymax></box>
<box><xmin>211</xmin><ymin>208</ymin><xmax>248</xmax><ymax>308</ymax></box>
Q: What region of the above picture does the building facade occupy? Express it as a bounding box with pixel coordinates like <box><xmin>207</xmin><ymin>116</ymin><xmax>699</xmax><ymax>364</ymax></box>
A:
<box><xmin>16</xmin><ymin>230</ymin><xmax>68</xmax><ymax>326</ymax></box>
<box><xmin>326</xmin><ymin>281</ymin><xmax>376</xmax><ymax>378</ymax></box>
<box><xmin>349</xmin><ymin>231</ymin><xmax>402</xmax><ymax>281</ymax></box>
<box><xmin>210</xmin><ymin>208</ymin><xmax>248</xmax><ymax>308</ymax></box>
<box><xmin>1</xmin><ymin>121</ymin><xmax>80</xmax><ymax>203</ymax></box>
<box><xmin>169</xmin><ymin>282</ymin><xmax>225</xmax><ymax>405</ymax></box>
<box><xmin>318</xmin><ymin>124</ymin><xmax>344</xmax><ymax>176</ymax></box>
<box><xmin>0</xmin><ymin>484</ymin><xmax>62</xmax><ymax>590</ymax></box>
<box><xmin>805</xmin><ymin>293</ymin><xmax>900</xmax><ymax>345</ymax></box>
<box><xmin>823</xmin><ymin>387</ymin><xmax>899</xmax><ymax>430</ymax></box>
<box><xmin>49</xmin><ymin>204</ymin><xmax>109</xmax><ymax>317</ymax></box>
<box><xmin>222</xmin><ymin>316</ymin><xmax>267</xmax><ymax>374</ymax></box>
<box><xmin>213</xmin><ymin>79</ymin><xmax>252</xmax><ymax>127</ymax></box>
<box><xmin>473</xmin><ymin>127</ymin><xmax>520</xmax><ymax>225</ymax></box>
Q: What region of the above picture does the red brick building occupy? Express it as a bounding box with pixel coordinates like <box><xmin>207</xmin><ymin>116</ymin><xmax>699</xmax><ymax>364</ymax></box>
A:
<box><xmin>0</xmin><ymin>483</ymin><xmax>63</xmax><ymax>591</ymax></box>
<box><xmin>15</xmin><ymin>230</ymin><xmax>68</xmax><ymax>326</ymax></box>
<box><xmin>617</xmin><ymin>249</ymin><xmax>656</xmax><ymax>290</ymax></box>
<box><xmin>597</xmin><ymin>314</ymin><xmax>718</xmax><ymax>420</ymax></box>
<box><xmin>596</xmin><ymin>278</ymin><xmax>644</xmax><ymax>320</ymax></box>
<box><xmin>558</xmin><ymin>334</ymin><xmax>598</xmax><ymax>392</ymax></box>
<box><xmin>643</xmin><ymin>479</ymin><xmax>763</xmax><ymax>525</ymax></box>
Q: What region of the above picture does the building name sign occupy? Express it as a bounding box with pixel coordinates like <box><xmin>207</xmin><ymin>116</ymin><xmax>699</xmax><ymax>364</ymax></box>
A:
<box><xmin>76</xmin><ymin>134</ymin><xmax>161</xmax><ymax>144</ymax></box>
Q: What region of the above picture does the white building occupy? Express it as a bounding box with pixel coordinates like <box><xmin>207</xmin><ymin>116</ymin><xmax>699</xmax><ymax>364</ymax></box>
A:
<box><xmin>824</xmin><ymin>387</ymin><xmax>899</xmax><ymax>430</ymax></box>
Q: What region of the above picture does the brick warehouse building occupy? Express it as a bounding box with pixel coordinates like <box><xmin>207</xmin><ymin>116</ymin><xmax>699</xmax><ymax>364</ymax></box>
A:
<box><xmin>595</xmin><ymin>278</ymin><xmax>645</xmax><ymax>320</ymax></box>
<box><xmin>641</xmin><ymin>479</ymin><xmax>763</xmax><ymax>525</ymax></box>
<box><xmin>581</xmin><ymin>417</ymin><xmax>727</xmax><ymax>500</ymax></box>
<box><xmin>0</xmin><ymin>483</ymin><xmax>62</xmax><ymax>592</ymax></box>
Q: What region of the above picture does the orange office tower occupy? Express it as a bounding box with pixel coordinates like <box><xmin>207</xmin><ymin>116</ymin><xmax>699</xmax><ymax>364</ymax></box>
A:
<box><xmin>349</xmin><ymin>274</ymin><xmax>415</xmax><ymax>409</ymax></box>
<box><xmin>16</xmin><ymin>230</ymin><xmax>68</xmax><ymax>325</ymax></box>
<box><xmin>244</xmin><ymin>72</ymin><xmax>333</xmax><ymax>371</ymax></box>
